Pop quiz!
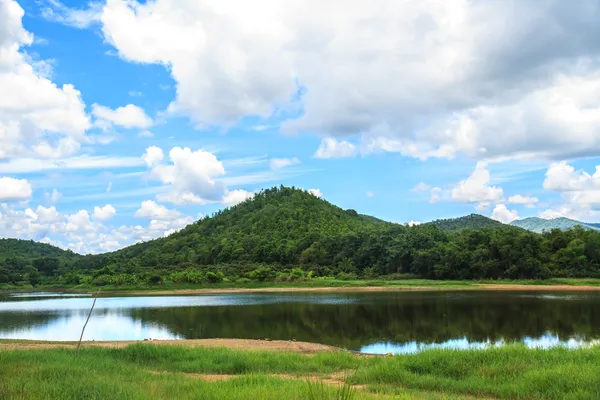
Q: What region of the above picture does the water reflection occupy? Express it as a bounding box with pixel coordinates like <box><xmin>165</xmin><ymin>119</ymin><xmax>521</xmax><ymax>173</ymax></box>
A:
<box><xmin>1</xmin><ymin>291</ymin><xmax>599</xmax><ymax>353</ymax></box>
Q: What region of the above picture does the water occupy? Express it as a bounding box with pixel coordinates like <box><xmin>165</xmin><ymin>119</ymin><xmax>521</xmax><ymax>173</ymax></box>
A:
<box><xmin>1</xmin><ymin>291</ymin><xmax>599</xmax><ymax>354</ymax></box>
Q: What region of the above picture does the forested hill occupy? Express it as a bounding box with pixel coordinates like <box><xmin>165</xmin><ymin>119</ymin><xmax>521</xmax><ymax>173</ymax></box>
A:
<box><xmin>89</xmin><ymin>186</ymin><xmax>397</xmax><ymax>271</ymax></box>
<box><xmin>426</xmin><ymin>214</ymin><xmax>503</xmax><ymax>231</ymax></box>
<box><xmin>4</xmin><ymin>186</ymin><xmax>600</xmax><ymax>285</ymax></box>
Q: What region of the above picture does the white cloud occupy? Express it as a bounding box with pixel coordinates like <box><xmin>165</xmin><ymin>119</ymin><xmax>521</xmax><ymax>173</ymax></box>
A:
<box><xmin>138</xmin><ymin>130</ymin><xmax>154</xmax><ymax>137</ymax></box>
<box><xmin>269</xmin><ymin>157</ymin><xmax>300</xmax><ymax>170</ymax></box>
<box><xmin>541</xmin><ymin>162</ymin><xmax>600</xmax><ymax>221</ymax></box>
<box><xmin>491</xmin><ymin>204</ymin><xmax>519</xmax><ymax>224</ymax></box>
<box><xmin>44</xmin><ymin>188</ymin><xmax>62</xmax><ymax>203</ymax></box>
<box><xmin>106</xmin><ymin>182</ymin><xmax>112</xmax><ymax>192</ymax></box>
<box><xmin>35</xmin><ymin>205</ymin><xmax>62</xmax><ymax>223</ymax></box>
<box><xmin>0</xmin><ymin>155</ymin><xmax>144</xmax><ymax>174</ymax></box>
<box><xmin>100</xmin><ymin>0</ymin><xmax>600</xmax><ymax>161</ymax></box>
<box><xmin>93</xmin><ymin>204</ymin><xmax>116</xmax><ymax>221</ymax></box>
<box><xmin>451</xmin><ymin>162</ymin><xmax>504</xmax><ymax>204</ymax></box>
<box><xmin>429</xmin><ymin>187</ymin><xmax>442</xmax><ymax>204</ymax></box>
<box><xmin>142</xmin><ymin>146</ymin><xmax>164</xmax><ymax>167</ymax></box>
<box><xmin>221</xmin><ymin>189</ymin><xmax>255</xmax><ymax>206</ymax></box>
<box><xmin>92</xmin><ymin>103</ymin><xmax>152</xmax><ymax>130</ymax></box>
<box><xmin>0</xmin><ymin>177</ymin><xmax>32</xmax><ymax>201</ymax></box>
<box><xmin>314</xmin><ymin>138</ymin><xmax>357</xmax><ymax>159</ymax></box>
<box><xmin>40</xmin><ymin>0</ymin><xmax>102</xmax><ymax>29</ymax></box>
<box><xmin>147</xmin><ymin>147</ymin><xmax>226</xmax><ymax>205</ymax></box>
<box><xmin>134</xmin><ymin>200</ymin><xmax>181</xmax><ymax>220</ymax></box>
<box><xmin>507</xmin><ymin>194</ymin><xmax>539</xmax><ymax>206</ymax></box>
<box><xmin>307</xmin><ymin>188</ymin><xmax>322</xmax><ymax>198</ymax></box>
<box><xmin>407</xmin><ymin>220</ymin><xmax>421</xmax><ymax>227</ymax></box>
<box><xmin>0</xmin><ymin>0</ymin><xmax>91</xmax><ymax>160</ymax></box>
<box><xmin>366</xmin><ymin>191</ymin><xmax>374</xmax><ymax>198</ymax></box>
<box><xmin>412</xmin><ymin>182</ymin><xmax>431</xmax><ymax>192</ymax></box>
<box><xmin>65</xmin><ymin>210</ymin><xmax>93</xmax><ymax>232</ymax></box>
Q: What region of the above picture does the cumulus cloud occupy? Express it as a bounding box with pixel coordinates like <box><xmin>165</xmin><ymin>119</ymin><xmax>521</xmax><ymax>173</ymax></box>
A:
<box><xmin>142</xmin><ymin>145</ymin><xmax>164</xmax><ymax>167</ymax></box>
<box><xmin>147</xmin><ymin>146</ymin><xmax>226</xmax><ymax>205</ymax></box>
<box><xmin>491</xmin><ymin>204</ymin><xmax>519</xmax><ymax>224</ymax></box>
<box><xmin>407</xmin><ymin>220</ymin><xmax>421</xmax><ymax>227</ymax></box>
<box><xmin>93</xmin><ymin>204</ymin><xmax>116</xmax><ymax>221</ymax></box>
<box><xmin>451</xmin><ymin>162</ymin><xmax>504</xmax><ymax>205</ymax></box>
<box><xmin>314</xmin><ymin>138</ymin><xmax>357</xmax><ymax>159</ymax></box>
<box><xmin>412</xmin><ymin>182</ymin><xmax>431</xmax><ymax>192</ymax></box>
<box><xmin>134</xmin><ymin>200</ymin><xmax>181</xmax><ymax>220</ymax></box>
<box><xmin>221</xmin><ymin>189</ymin><xmax>255</xmax><ymax>206</ymax></box>
<box><xmin>307</xmin><ymin>188</ymin><xmax>322</xmax><ymax>198</ymax></box>
<box><xmin>269</xmin><ymin>157</ymin><xmax>300</xmax><ymax>170</ymax></box>
<box><xmin>92</xmin><ymin>103</ymin><xmax>153</xmax><ymax>130</ymax></box>
<box><xmin>0</xmin><ymin>177</ymin><xmax>32</xmax><ymax>201</ymax></box>
<box><xmin>100</xmin><ymin>0</ymin><xmax>600</xmax><ymax>161</ymax></box>
<box><xmin>44</xmin><ymin>188</ymin><xmax>62</xmax><ymax>203</ymax></box>
<box><xmin>0</xmin><ymin>0</ymin><xmax>90</xmax><ymax>159</ymax></box>
<box><xmin>540</xmin><ymin>162</ymin><xmax>600</xmax><ymax>220</ymax></box>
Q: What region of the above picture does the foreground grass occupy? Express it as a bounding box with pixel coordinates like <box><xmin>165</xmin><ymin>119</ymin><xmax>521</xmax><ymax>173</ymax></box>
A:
<box><xmin>3</xmin><ymin>278</ymin><xmax>600</xmax><ymax>294</ymax></box>
<box><xmin>1</xmin><ymin>344</ymin><xmax>599</xmax><ymax>399</ymax></box>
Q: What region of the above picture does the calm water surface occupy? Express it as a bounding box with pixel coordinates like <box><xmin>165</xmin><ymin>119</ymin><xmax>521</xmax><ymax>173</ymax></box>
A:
<box><xmin>1</xmin><ymin>291</ymin><xmax>599</xmax><ymax>354</ymax></box>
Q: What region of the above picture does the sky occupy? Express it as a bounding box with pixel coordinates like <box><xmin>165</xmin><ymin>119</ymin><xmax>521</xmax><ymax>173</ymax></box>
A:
<box><xmin>1</xmin><ymin>0</ymin><xmax>600</xmax><ymax>254</ymax></box>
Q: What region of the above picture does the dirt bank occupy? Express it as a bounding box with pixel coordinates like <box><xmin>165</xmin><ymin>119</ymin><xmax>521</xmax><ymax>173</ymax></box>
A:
<box><xmin>0</xmin><ymin>338</ymin><xmax>341</xmax><ymax>353</ymax></box>
<box><xmin>95</xmin><ymin>284</ymin><xmax>600</xmax><ymax>296</ymax></box>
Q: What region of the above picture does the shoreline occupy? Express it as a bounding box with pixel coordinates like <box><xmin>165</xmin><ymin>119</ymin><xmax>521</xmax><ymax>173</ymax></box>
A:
<box><xmin>3</xmin><ymin>283</ymin><xmax>600</xmax><ymax>296</ymax></box>
<box><xmin>0</xmin><ymin>338</ymin><xmax>342</xmax><ymax>353</ymax></box>
<box><xmin>95</xmin><ymin>284</ymin><xmax>600</xmax><ymax>296</ymax></box>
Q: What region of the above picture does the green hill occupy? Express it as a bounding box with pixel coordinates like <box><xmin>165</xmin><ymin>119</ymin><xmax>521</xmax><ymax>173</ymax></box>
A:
<box><xmin>511</xmin><ymin>217</ymin><xmax>600</xmax><ymax>233</ymax></box>
<box><xmin>0</xmin><ymin>239</ymin><xmax>79</xmax><ymax>283</ymax></box>
<box><xmin>4</xmin><ymin>186</ymin><xmax>600</xmax><ymax>285</ymax></box>
<box><xmin>426</xmin><ymin>214</ymin><xmax>504</xmax><ymax>231</ymax></box>
<box><xmin>90</xmin><ymin>186</ymin><xmax>396</xmax><ymax>272</ymax></box>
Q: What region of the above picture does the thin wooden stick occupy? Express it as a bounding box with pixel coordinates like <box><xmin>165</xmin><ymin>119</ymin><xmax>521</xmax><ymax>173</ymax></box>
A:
<box><xmin>76</xmin><ymin>290</ymin><xmax>99</xmax><ymax>353</ymax></box>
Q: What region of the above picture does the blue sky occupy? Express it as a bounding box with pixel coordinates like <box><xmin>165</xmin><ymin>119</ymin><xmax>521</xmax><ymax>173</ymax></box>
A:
<box><xmin>1</xmin><ymin>0</ymin><xmax>600</xmax><ymax>253</ymax></box>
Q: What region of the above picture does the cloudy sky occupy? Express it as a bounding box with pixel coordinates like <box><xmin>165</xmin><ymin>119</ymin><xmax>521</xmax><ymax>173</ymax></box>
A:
<box><xmin>1</xmin><ymin>0</ymin><xmax>600</xmax><ymax>253</ymax></box>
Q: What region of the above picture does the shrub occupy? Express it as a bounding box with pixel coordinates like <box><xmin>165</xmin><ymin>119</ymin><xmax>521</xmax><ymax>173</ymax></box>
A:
<box><xmin>247</xmin><ymin>266</ymin><xmax>275</xmax><ymax>282</ymax></box>
<box><xmin>206</xmin><ymin>271</ymin><xmax>224</xmax><ymax>283</ymax></box>
<box><xmin>148</xmin><ymin>275</ymin><xmax>163</xmax><ymax>285</ymax></box>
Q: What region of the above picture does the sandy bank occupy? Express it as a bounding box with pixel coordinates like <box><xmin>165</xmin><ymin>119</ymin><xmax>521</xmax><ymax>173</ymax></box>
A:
<box><xmin>0</xmin><ymin>338</ymin><xmax>341</xmax><ymax>353</ymax></box>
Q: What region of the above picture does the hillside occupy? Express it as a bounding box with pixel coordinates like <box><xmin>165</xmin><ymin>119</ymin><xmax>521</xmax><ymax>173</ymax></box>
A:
<box><xmin>426</xmin><ymin>214</ymin><xmax>504</xmax><ymax>231</ymax></box>
<box><xmin>88</xmin><ymin>186</ymin><xmax>397</xmax><ymax>272</ymax></box>
<box><xmin>0</xmin><ymin>239</ymin><xmax>79</xmax><ymax>283</ymax></box>
<box><xmin>4</xmin><ymin>186</ymin><xmax>600</xmax><ymax>285</ymax></box>
<box><xmin>511</xmin><ymin>217</ymin><xmax>600</xmax><ymax>233</ymax></box>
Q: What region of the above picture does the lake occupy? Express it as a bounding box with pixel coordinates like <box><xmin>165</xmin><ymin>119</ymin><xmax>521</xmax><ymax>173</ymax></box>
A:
<box><xmin>1</xmin><ymin>290</ymin><xmax>599</xmax><ymax>354</ymax></box>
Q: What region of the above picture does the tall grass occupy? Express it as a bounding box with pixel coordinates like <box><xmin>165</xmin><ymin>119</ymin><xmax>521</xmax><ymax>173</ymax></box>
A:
<box><xmin>1</xmin><ymin>344</ymin><xmax>600</xmax><ymax>399</ymax></box>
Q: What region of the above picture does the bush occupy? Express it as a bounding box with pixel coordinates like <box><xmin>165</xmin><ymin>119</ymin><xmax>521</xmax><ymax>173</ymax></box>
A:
<box><xmin>336</xmin><ymin>272</ymin><xmax>358</xmax><ymax>281</ymax></box>
<box><xmin>148</xmin><ymin>275</ymin><xmax>163</xmax><ymax>285</ymax></box>
<box><xmin>206</xmin><ymin>271</ymin><xmax>224</xmax><ymax>283</ymax></box>
<box><xmin>247</xmin><ymin>266</ymin><xmax>275</xmax><ymax>282</ymax></box>
<box><xmin>288</xmin><ymin>268</ymin><xmax>305</xmax><ymax>281</ymax></box>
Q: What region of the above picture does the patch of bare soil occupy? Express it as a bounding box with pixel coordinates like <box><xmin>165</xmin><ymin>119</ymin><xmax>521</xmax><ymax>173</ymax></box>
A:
<box><xmin>0</xmin><ymin>338</ymin><xmax>341</xmax><ymax>353</ymax></box>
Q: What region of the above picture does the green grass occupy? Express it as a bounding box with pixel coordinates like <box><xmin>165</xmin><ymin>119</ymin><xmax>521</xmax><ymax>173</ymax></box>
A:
<box><xmin>1</xmin><ymin>344</ymin><xmax>600</xmax><ymax>399</ymax></box>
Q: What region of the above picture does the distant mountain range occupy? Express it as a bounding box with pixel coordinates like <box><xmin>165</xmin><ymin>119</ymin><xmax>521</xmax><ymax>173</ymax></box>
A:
<box><xmin>511</xmin><ymin>217</ymin><xmax>600</xmax><ymax>233</ymax></box>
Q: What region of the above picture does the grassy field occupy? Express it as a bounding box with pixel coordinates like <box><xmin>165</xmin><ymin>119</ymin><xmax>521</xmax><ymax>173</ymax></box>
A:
<box><xmin>1</xmin><ymin>343</ymin><xmax>599</xmax><ymax>399</ymax></box>
<box><xmin>3</xmin><ymin>278</ymin><xmax>600</xmax><ymax>294</ymax></box>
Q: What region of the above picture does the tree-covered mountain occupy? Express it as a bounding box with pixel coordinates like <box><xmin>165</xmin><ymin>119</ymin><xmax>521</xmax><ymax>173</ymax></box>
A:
<box><xmin>3</xmin><ymin>186</ymin><xmax>600</xmax><ymax>286</ymax></box>
<box><xmin>0</xmin><ymin>239</ymin><xmax>79</xmax><ymax>284</ymax></box>
<box><xmin>511</xmin><ymin>217</ymin><xmax>600</xmax><ymax>233</ymax></box>
<box><xmin>426</xmin><ymin>214</ymin><xmax>504</xmax><ymax>231</ymax></box>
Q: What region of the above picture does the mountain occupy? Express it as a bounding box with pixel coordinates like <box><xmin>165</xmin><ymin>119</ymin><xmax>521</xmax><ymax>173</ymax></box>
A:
<box><xmin>425</xmin><ymin>214</ymin><xmax>504</xmax><ymax>231</ymax></box>
<box><xmin>0</xmin><ymin>238</ymin><xmax>78</xmax><ymax>260</ymax></box>
<box><xmin>91</xmin><ymin>186</ymin><xmax>396</xmax><ymax>271</ymax></box>
<box><xmin>511</xmin><ymin>217</ymin><xmax>600</xmax><ymax>233</ymax></box>
<box><xmin>4</xmin><ymin>187</ymin><xmax>600</xmax><ymax>283</ymax></box>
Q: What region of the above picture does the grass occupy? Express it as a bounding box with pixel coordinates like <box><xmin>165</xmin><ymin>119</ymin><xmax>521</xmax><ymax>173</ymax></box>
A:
<box><xmin>1</xmin><ymin>344</ymin><xmax>600</xmax><ymax>399</ymax></box>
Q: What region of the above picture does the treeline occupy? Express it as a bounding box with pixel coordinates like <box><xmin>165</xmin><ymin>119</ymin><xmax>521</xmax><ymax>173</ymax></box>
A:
<box><xmin>2</xmin><ymin>186</ymin><xmax>600</xmax><ymax>287</ymax></box>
